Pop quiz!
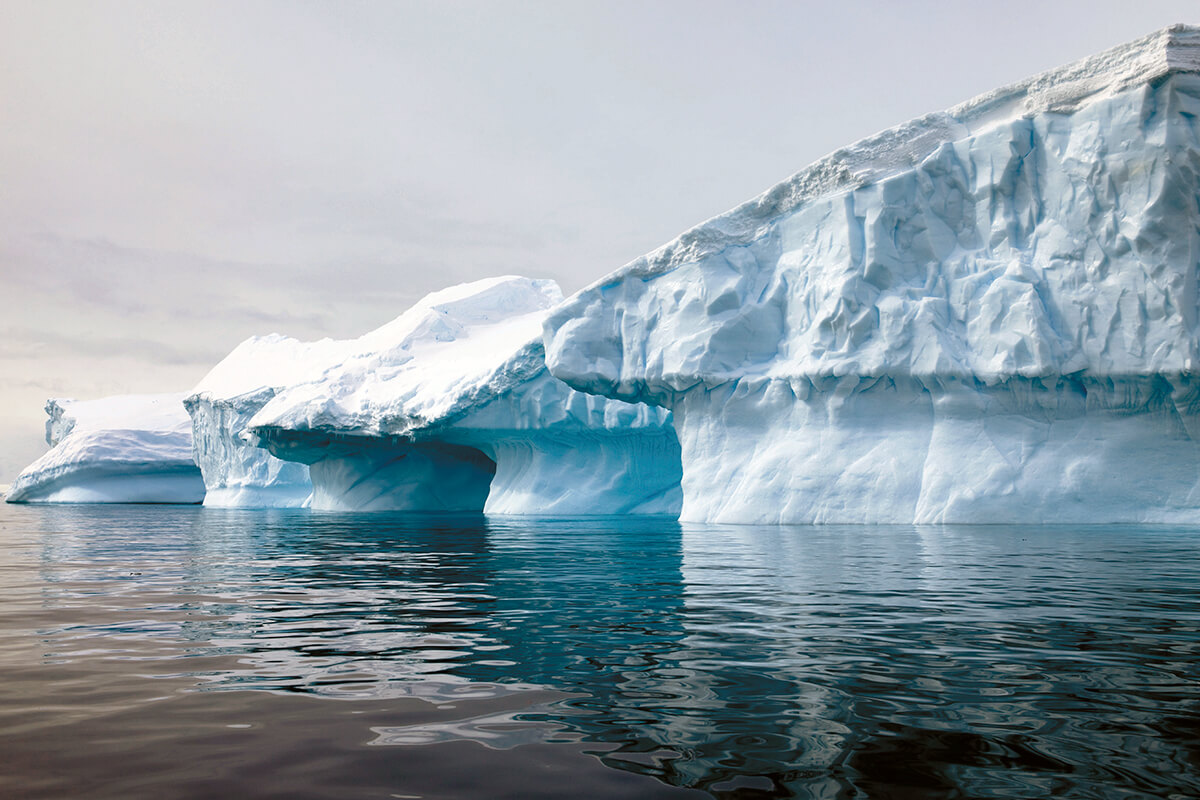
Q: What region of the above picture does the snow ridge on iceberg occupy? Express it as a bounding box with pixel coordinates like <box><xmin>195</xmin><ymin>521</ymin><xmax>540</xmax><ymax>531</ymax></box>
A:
<box><xmin>545</xmin><ymin>25</ymin><xmax>1200</xmax><ymax>524</ymax></box>
<box><xmin>250</xmin><ymin>276</ymin><xmax>682</xmax><ymax>514</ymax></box>
<box><xmin>6</xmin><ymin>394</ymin><xmax>204</xmax><ymax>504</ymax></box>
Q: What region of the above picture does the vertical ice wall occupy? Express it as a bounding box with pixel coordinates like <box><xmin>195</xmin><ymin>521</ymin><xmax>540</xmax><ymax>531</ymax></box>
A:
<box><xmin>545</xmin><ymin>26</ymin><xmax>1200</xmax><ymax>524</ymax></box>
<box><xmin>184</xmin><ymin>334</ymin><xmax>353</xmax><ymax>507</ymax></box>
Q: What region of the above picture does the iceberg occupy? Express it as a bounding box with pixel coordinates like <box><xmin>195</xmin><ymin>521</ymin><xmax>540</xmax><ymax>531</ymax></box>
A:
<box><xmin>6</xmin><ymin>393</ymin><xmax>205</xmax><ymax>504</ymax></box>
<box><xmin>249</xmin><ymin>276</ymin><xmax>682</xmax><ymax>514</ymax></box>
<box><xmin>184</xmin><ymin>334</ymin><xmax>352</xmax><ymax>507</ymax></box>
<box><xmin>545</xmin><ymin>25</ymin><xmax>1200</xmax><ymax>524</ymax></box>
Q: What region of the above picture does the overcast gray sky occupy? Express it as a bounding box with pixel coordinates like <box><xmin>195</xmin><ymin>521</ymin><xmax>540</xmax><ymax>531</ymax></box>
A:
<box><xmin>2</xmin><ymin>0</ymin><xmax>1197</xmax><ymax>481</ymax></box>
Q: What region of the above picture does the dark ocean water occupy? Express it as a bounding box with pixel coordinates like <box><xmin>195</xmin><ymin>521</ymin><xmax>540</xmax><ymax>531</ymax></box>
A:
<box><xmin>1</xmin><ymin>503</ymin><xmax>1198</xmax><ymax>799</ymax></box>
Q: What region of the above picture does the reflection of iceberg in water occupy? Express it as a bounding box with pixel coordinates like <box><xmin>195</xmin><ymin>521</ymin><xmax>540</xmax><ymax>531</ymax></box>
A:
<box><xmin>668</xmin><ymin>525</ymin><xmax>855</xmax><ymax>793</ymax></box>
<box><xmin>670</xmin><ymin>525</ymin><xmax>1046</xmax><ymax>795</ymax></box>
<box><xmin>12</xmin><ymin>509</ymin><xmax>1008</xmax><ymax>793</ymax></box>
<box><xmin>669</xmin><ymin>524</ymin><xmax>1199</xmax><ymax>798</ymax></box>
<box><xmin>28</xmin><ymin>506</ymin><xmax>545</xmax><ymax>704</ymax></box>
<box><xmin>172</xmin><ymin>510</ymin><xmax>542</xmax><ymax>701</ymax></box>
<box><xmin>468</xmin><ymin>520</ymin><xmax>857</xmax><ymax>792</ymax></box>
<box><xmin>21</xmin><ymin>507</ymin><xmax>1200</xmax><ymax>797</ymax></box>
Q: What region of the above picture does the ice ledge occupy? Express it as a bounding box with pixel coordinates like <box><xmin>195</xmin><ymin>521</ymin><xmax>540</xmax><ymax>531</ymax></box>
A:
<box><xmin>577</xmin><ymin>24</ymin><xmax>1200</xmax><ymax>286</ymax></box>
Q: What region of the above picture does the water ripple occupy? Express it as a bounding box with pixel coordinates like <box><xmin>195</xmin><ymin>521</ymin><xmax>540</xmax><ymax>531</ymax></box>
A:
<box><xmin>1</xmin><ymin>506</ymin><xmax>1199</xmax><ymax>798</ymax></box>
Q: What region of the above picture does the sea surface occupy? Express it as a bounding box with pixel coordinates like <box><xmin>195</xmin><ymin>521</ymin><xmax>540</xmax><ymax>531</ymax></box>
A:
<box><xmin>1</xmin><ymin>503</ymin><xmax>1198</xmax><ymax>799</ymax></box>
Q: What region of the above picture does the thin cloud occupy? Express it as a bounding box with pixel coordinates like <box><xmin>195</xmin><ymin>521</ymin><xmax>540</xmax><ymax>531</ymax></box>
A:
<box><xmin>0</xmin><ymin>326</ymin><xmax>220</xmax><ymax>366</ymax></box>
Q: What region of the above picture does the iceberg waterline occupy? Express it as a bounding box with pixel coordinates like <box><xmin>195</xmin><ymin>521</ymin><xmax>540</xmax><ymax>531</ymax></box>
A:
<box><xmin>11</xmin><ymin>26</ymin><xmax>1200</xmax><ymax>524</ymax></box>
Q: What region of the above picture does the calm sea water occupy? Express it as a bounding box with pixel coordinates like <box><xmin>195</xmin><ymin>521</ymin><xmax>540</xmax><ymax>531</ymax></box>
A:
<box><xmin>1</xmin><ymin>504</ymin><xmax>1198</xmax><ymax>799</ymax></box>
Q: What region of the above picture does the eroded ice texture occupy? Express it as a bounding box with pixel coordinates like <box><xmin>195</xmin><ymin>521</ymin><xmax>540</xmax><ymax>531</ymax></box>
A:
<box><xmin>250</xmin><ymin>276</ymin><xmax>682</xmax><ymax>514</ymax></box>
<box><xmin>184</xmin><ymin>335</ymin><xmax>352</xmax><ymax>507</ymax></box>
<box><xmin>545</xmin><ymin>26</ymin><xmax>1200</xmax><ymax>524</ymax></box>
<box><xmin>6</xmin><ymin>394</ymin><xmax>204</xmax><ymax>504</ymax></box>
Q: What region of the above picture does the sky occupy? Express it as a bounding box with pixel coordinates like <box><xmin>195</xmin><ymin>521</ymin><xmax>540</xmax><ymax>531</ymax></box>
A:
<box><xmin>1</xmin><ymin>0</ymin><xmax>1198</xmax><ymax>481</ymax></box>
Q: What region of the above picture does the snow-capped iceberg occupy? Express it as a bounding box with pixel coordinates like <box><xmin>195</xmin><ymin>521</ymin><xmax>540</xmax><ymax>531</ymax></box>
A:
<box><xmin>250</xmin><ymin>276</ymin><xmax>682</xmax><ymax>514</ymax></box>
<box><xmin>184</xmin><ymin>335</ymin><xmax>354</xmax><ymax>507</ymax></box>
<box><xmin>6</xmin><ymin>393</ymin><xmax>205</xmax><ymax>504</ymax></box>
<box><xmin>545</xmin><ymin>25</ymin><xmax>1200</xmax><ymax>524</ymax></box>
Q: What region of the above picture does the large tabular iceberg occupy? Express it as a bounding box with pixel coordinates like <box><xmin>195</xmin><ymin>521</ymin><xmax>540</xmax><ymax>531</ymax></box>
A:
<box><xmin>184</xmin><ymin>335</ymin><xmax>352</xmax><ymax>507</ymax></box>
<box><xmin>250</xmin><ymin>276</ymin><xmax>682</xmax><ymax>514</ymax></box>
<box><xmin>545</xmin><ymin>25</ymin><xmax>1200</xmax><ymax>524</ymax></box>
<box><xmin>6</xmin><ymin>394</ymin><xmax>205</xmax><ymax>504</ymax></box>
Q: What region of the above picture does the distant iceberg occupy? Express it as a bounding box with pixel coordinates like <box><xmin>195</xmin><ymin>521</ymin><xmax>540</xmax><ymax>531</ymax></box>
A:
<box><xmin>249</xmin><ymin>276</ymin><xmax>682</xmax><ymax>514</ymax></box>
<box><xmin>545</xmin><ymin>25</ymin><xmax>1200</xmax><ymax>524</ymax></box>
<box><xmin>6</xmin><ymin>394</ymin><xmax>204</xmax><ymax>504</ymax></box>
<box><xmin>184</xmin><ymin>334</ymin><xmax>353</xmax><ymax>507</ymax></box>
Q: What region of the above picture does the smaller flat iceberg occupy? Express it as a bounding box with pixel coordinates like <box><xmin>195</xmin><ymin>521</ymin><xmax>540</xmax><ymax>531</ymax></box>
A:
<box><xmin>249</xmin><ymin>276</ymin><xmax>682</xmax><ymax>515</ymax></box>
<box><xmin>185</xmin><ymin>334</ymin><xmax>352</xmax><ymax>507</ymax></box>
<box><xmin>6</xmin><ymin>393</ymin><xmax>205</xmax><ymax>504</ymax></box>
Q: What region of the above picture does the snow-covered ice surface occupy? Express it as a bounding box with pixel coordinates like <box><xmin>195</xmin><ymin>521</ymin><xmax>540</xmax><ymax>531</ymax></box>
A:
<box><xmin>250</xmin><ymin>276</ymin><xmax>682</xmax><ymax>514</ymax></box>
<box><xmin>184</xmin><ymin>335</ymin><xmax>353</xmax><ymax>507</ymax></box>
<box><xmin>545</xmin><ymin>25</ymin><xmax>1200</xmax><ymax>524</ymax></box>
<box><xmin>6</xmin><ymin>394</ymin><xmax>204</xmax><ymax>504</ymax></box>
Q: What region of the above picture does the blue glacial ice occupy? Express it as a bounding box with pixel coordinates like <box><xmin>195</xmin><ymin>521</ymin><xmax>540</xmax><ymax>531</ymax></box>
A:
<box><xmin>5</xmin><ymin>394</ymin><xmax>205</xmax><ymax>504</ymax></box>
<box><xmin>545</xmin><ymin>25</ymin><xmax>1200</xmax><ymax>524</ymax></box>
<box><xmin>249</xmin><ymin>276</ymin><xmax>682</xmax><ymax>514</ymax></box>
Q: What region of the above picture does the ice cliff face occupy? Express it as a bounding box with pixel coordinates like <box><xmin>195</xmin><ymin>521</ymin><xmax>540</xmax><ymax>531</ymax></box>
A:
<box><xmin>6</xmin><ymin>393</ymin><xmax>204</xmax><ymax>504</ymax></box>
<box><xmin>545</xmin><ymin>25</ymin><xmax>1200</xmax><ymax>524</ymax></box>
<box><xmin>184</xmin><ymin>335</ymin><xmax>352</xmax><ymax>507</ymax></box>
<box><xmin>250</xmin><ymin>276</ymin><xmax>682</xmax><ymax>514</ymax></box>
